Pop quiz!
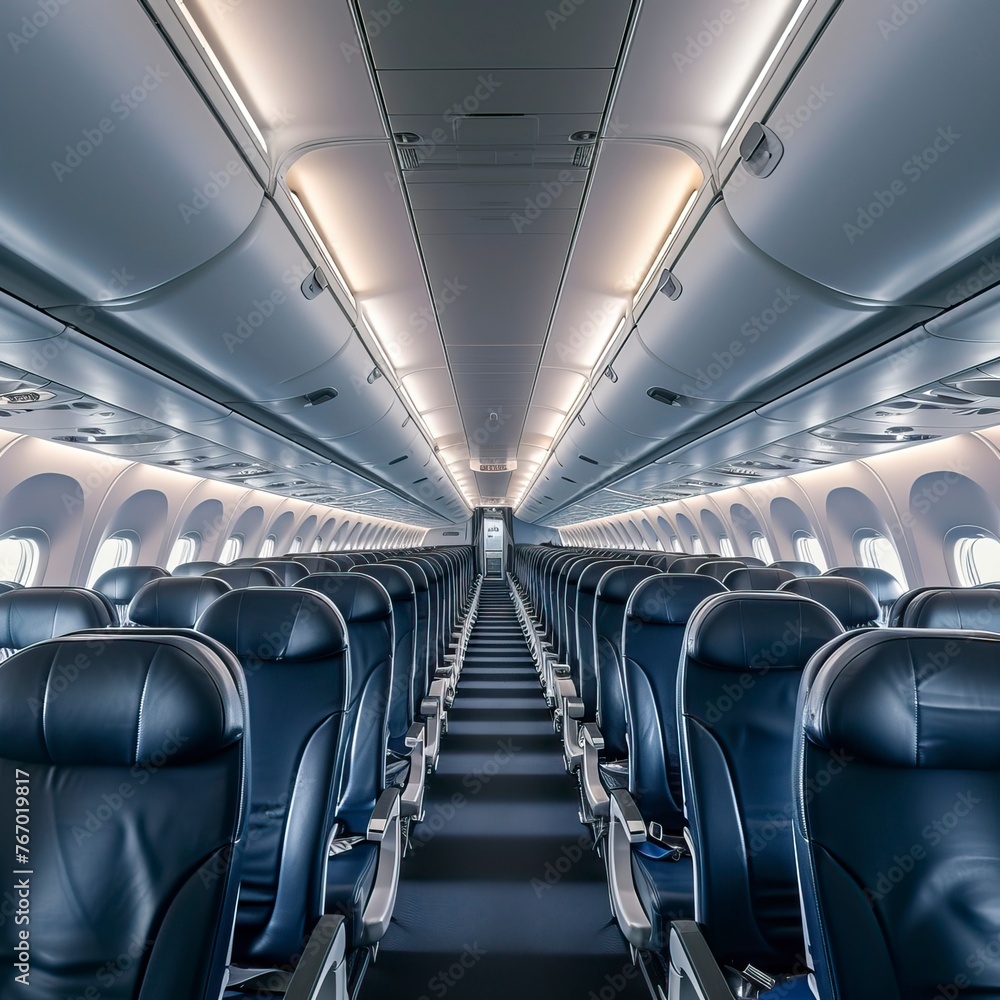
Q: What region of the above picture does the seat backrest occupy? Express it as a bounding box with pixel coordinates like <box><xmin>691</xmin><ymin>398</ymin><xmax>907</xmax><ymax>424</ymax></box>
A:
<box><xmin>255</xmin><ymin>559</ymin><xmax>310</xmax><ymax>586</ymax></box>
<box><xmin>901</xmin><ymin>586</ymin><xmax>1000</xmax><ymax>631</ymax></box>
<box><xmin>172</xmin><ymin>560</ymin><xmax>223</xmax><ymax>578</ymax></box>
<box><xmin>0</xmin><ymin>632</ymin><xmax>247</xmax><ymax>998</ymax></box>
<box><xmin>622</xmin><ymin>574</ymin><xmax>726</xmax><ymax>832</ymax></box>
<box><xmin>293</xmin><ymin>555</ymin><xmax>341</xmax><ymax>574</ymax></box>
<box><xmin>779</xmin><ymin>575</ymin><xmax>881</xmax><ymax>630</ymax></box>
<box><xmin>769</xmin><ymin>559</ymin><xmax>821</xmax><ymax>577</ymax></box>
<box><xmin>795</xmin><ymin>629</ymin><xmax>1000</xmax><ymax>1000</ymax></box>
<box><xmin>574</xmin><ymin>559</ymin><xmax>630</xmax><ymax>715</ymax></box>
<box><xmin>295</xmin><ymin>573</ymin><xmax>393</xmax><ymax>827</ymax></box>
<box><xmin>823</xmin><ymin>566</ymin><xmax>904</xmax><ymax>622</ymax></box>
<box><xmin>593</xmin><ymin>565</ymin><xmax>663</xmax><ymax>759</ymax></box>
<box><xmin>887</xmin><ymin>585</ymin><xmax>943</xmax><ymax>626</ymax></box>
<box><xmin>680</xmin><ymin>591</ymin><xmax>843</xmax><ymax>972</ymax></box>
<box><xmin>696</xmin><ymin>558</ymin><xmax>747</xmax><ymax>582</ymax></box>
<box><xmin>91</xmin><ymin>565</ymin><xmax>170</xmax><ymax>624</ymax></box>
<box><xmin>0</xmin><ymin>587</ymin><xmax>113</xmax><ymax>656</ymax></box>
<box><xmin>668</xmin><ymin>555</ymin><xmax>713</xmax><ymax>574</ymax></box>
<box><xmin>381</xmin><ymin>559</ymin><xmax>432</xmax><ymax>699</ymax></box>
<box><xmin>739</xmin><ymin>556</ymin><xmax>767</xmax><ymax>567</ymax></box>
<box><xmin>350</xmin><ymin>564</ymin><xmax>418</xmax><ymax>743</ymax></box>
<box><xmin>128</xmin><ymin>575</ymin><xmax>232</xmax><ymax>629</ymax></box>
<box><xmin>205</xmin><ymin>565</ymin><xmax>282</xmax><ymax>589</ymax></box>
<box><xmin>724</xmin><ymin>566</ymin><xmax>796</xmax><ymax>591</ymax></box>
<box><xmin>196</xmin><ymin>587</ymin><xmax>350</xmax><ymax>968</ymax></box>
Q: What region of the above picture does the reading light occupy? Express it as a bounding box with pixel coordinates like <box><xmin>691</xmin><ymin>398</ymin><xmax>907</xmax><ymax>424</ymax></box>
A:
<box><xmin>647</xmin><ymin>387</ymin><xmax>682</xmax><ymax>407</ymax></box>
<box><xmin>367</xmin><ymin>367</ymin><xmax>383</xmax><ymax>384</ymax></box>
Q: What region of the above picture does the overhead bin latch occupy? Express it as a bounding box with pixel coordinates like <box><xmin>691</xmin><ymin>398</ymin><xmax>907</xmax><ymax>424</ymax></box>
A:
<box><xmin>739</xmin><ymin>122</ymin><xmax>783</xmax><ymax>179</ymax></box>
<box><xmin>301</xmin><ymin>266</ymin><xmax>329</xmax><ymax>301</ymax></box>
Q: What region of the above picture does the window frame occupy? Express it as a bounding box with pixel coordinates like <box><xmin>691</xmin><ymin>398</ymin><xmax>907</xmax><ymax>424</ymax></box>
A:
<box><xmin>87</xmin><ymin>530</ymin><xmax>139</xmax><ymax>587</ymax></box>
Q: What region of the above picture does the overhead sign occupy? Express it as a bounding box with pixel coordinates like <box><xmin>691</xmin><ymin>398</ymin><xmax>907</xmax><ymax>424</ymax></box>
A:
<box><xmin>471</xmin><ymin>459</ymin><xmax>517</xmax><ymax>472</ymax></box>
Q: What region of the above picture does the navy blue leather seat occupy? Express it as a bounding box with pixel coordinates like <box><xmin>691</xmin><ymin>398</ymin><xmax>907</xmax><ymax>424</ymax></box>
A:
<box><xmin>593</xmin><ymin>565</ymin><xmax>664</xmax><ymax>781</ymax></box>
<box><xmin>0</xmin><ymin>632</ymin><xmax>247</xmax><ymax>999</ymax></box>
<box><xmin>823</xmin><ymin>566</ymin><xmax>903</xmax><ymax>623</ymax></box>
<box><xmin>0</xmin><ymin>580</ymin><xmax>23</xmax><ymax>594</ymax></box>
<box><xmin>173</xmin><ymin>559</ymin><xmax>223</xmax><ymax>577</ymax></box>
<box><xmin>795</xmin><ymin>629</ymin><xmax>1000</xmax><ymax>1000</ymax></box>
<box><xmin>128</xmin><ymin>574</ymin><xmax>231</xmax><ymax>629</ymax></box>
<box><xmin>0</xmin><ymin>587</ymin><xmax>113</xmax><ymax>656</ymax></box>
<box><xmin>255</xmin><ymin>559</ymin><xmax>310</xmax><ymax>586</ymax></box>
<box><xmin>679</xmin><ymin>592</ymin><xmax>843</xmax><ymax>978</ymax></box>
<box><xmin>696</xmin><ymin>559</ymin><xmax>747</xmax><ymax>582</ymax></box>
<box><xmin>724</xmin><ymin>566</ymin><xmax>795</xmax><ymax>591</ymax></box>
<box><xmin>206</xmin><ymin>565</ymin><xmax>282</xmax><ymax>588</ymax></box>
<box><xmin>91</xmin><ymin>564</ymin><xmax>170</xmax><ymax>624</ymax></box>
<box><xmin>198</xmin><ymin>587</ymin><xmax>400</xmax><ymax>977</ymax></box>
<box><xmin>668</xmin><ymin>556</ymin><xmax>716</xmax><ymax>574</ymax></box>
<box><xmin>293</xmin><ymin>555</ymin><xmax>341</xmax><ymax>574</ymax></box>
<box><xmin>608</xmin><ymin>574</ymin><xmax>728</xmax><ymax>948</ymax></box>
<box><xmin>779</xmin><ymin>575</ymin><xmax>881</xmax><ymax>630</ymax></box>
<box><xmin>901</xmin><ymin>585</ymin><xmax>1000</xmax><ymax>631</ymax></box>
<box><xmin>887</xmin><ymin>585</ymin><xmax>945</xmax><ymax>626</ymax></box>
<box><xmin>769</xmin><ymin>560</ymin><xmax>822</xmax><ymax>577</ymax></box>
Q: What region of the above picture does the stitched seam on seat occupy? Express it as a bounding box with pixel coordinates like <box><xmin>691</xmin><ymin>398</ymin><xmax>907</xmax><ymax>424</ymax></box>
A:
<box><xmin>136</xmin><ymin>647</ymin><xmax>157</xmax><ymax>765</ymax></box>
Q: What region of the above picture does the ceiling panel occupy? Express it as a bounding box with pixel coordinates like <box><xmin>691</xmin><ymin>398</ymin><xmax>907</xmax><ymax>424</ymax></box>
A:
<box><xmin>364</xmin><ymin>0</ymin><xmax>631</xmax><ymax>70</ymax></box>
<box><xmin>377</xmin><ymin>69</ymin><xmax>614</xmax><ymax>116</ymax></box>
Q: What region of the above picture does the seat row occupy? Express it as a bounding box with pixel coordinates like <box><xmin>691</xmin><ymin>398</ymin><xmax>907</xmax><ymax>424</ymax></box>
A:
<box><xmin>510</xmin><ymin>544</ymin><xmax>1000</xmax><ymax>999</ymax></box>
<box><xmin>0</xmin><ymin>545</ymin><xmax>480</xmax><ymax>1000</ymax></box>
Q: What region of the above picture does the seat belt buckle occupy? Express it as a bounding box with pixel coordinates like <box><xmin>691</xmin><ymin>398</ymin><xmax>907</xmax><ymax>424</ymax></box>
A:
<box><xmin>647</xmin><ymin>821</ymin><xmax>689</xmax><ymax>861</ymax></box>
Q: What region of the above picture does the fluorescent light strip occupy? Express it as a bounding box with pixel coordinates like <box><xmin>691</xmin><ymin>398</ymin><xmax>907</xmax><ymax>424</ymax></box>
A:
<box><xmin>175</xmin><ymin>1</ymin><xmax>268</xmax><ymax>152</ymax></box>
<box><xmin>720</xmin><ymin>0</ymin><xmax>814</xmax><ymax>151</ymax></box>
<box><xmin>288</xmin><ymin>192</ymin><xmax>357</xmax><ymax>310</ymax></box>
<box><xmin>633</xmin><ymin>189</ymin><xmax>699</xmax><ymax>306</ymax></box>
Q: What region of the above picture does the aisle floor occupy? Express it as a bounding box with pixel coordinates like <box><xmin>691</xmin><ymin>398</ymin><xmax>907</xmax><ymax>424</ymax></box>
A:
<box><xmin>360</xmin><ymin>579</ymin><xmax>648</xmax><ymax>1000</ymax></box>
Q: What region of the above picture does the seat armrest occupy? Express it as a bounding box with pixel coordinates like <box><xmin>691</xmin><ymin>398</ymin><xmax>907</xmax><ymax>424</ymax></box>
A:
<box><xmin>368</xmin><ymin>786</ymin><xmax>401</xmax><ymax>841</ymax></box>
<box><xmin>667</xmin><ymin>921</ymin><xmax>738</xmax><ymax>1000</ymax></box>
<box><xmin>607</xmin><ymin>788</ymin><xmax>652</xmax><ymax>951</ymax></box>
<box><xmin>579</xmin><ymin>723</ymin><xmax>610</xmax><ymax>816</ymax></box>
<box><xmin>284</xmin><ymin>914</ymin><xmax>347</xmax><ymax>1000</ymax></box>
<box><xmin>420</xmin><ymin>697</ymin><xmax>439</xmax><ymax>718</ymax></box>
<box><xmin>565</xmin><ymin>696</ymin><xmax>584</xmax><ymax>720</ymax></box>
<box><xmin>401</xmin><ymin>724</ymin><xmax>427</xmax><ymax>820</ymax></box>
<box><xmin>361</xmin><ymin>787</ymin><xmax>402</xmax><ymax>945</ymax></box>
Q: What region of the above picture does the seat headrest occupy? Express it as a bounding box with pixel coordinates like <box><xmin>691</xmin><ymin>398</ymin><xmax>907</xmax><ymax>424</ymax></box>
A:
<box><xmin>0</xmin><ymin>588</ymin><xmax>114</xmax><ymax>649</ymax></box>
<box><xmin>577</xmin><ymin>561</ymin><xmax>629</xmax><ymax>595</ymax></box>
<box><xmin>668</xmin><ymin>556</ymin><xmax>710</xmax><ymax>574</ymax></box>
<box><xmin>255</xmin><ymin>559</ymin><xmax>310</xmax><ymax>585</ymax></box>
<box><xmin>383</xmin><ymin>561</ymin><xmax>428</xmax><ymax>592</ymax></box>
<box><xmin>296</xmin><ymin>573</ymin><xmax>392</xmax><ymax>623</ymax></box>
<box><xmin>350</xmin><ymin>565</ymin><xmax>414</xmax><ymax>601</ymax></box>
<box><xmin>197</xmin><ymin>587</ymin><xmax>347</xmax><ymax>661</ymax></box>
<box><xmin>171</xmin><ymin>560</ymin><xmax>223</xmax><ymax>578</ymax></box>
<box><xmin>595</xmin><ymin>566</ymin><xmax>661</xmax><ymax>604</ymax></box>
<box><xmin>823</xmin><ymin>566</ymin><xmax>904</xmax><ymax>605</ymax></box>
<box><xmin>0</xmin><ymin>581</ymin><xmax>24</xmax><ymax>594</ymax></box>
<box><xmin>779</xmin><ymin>576</ymin><xmax>881</xmax><ymax>629</ymax></box>
<box><xmin>627</xmin><ymin>574</ymin><xmax>727</xmax><ymax>625</ymax></box>
<box><xmin>293</xmin><ymin>556</ymin><xmax>340</xmax><ymax>574</ymax></box>
<box><xmin>0</xmin><ymin>634</ymin><xmax>243</xmax><ymax>766</ymax></box>
<box><xmin>803</xmin><ymin>630</ymin><xmax>1000</xmax><ymax>769</ymax></box>
<box><xmin>902</xmin><ymin>588</ymin><xmax>1000</xmax><ymax>631</ymax></box>
<box><xmin>770</xmin><ymin>560</ymin><xmax>821</xmax><ymax>578</ymax></box>
<box><xmin>687</xmin><ymin>592</ymin><xmax>844</xmax><ymax>671</ymax></box>
<box><xmin>92</xmin><ymin>565</ymin><xmax>170</xmax><ymax>602</ymax></box>
<box><xmin>724</xmin><ymin>567</ymin><xmax>796</xmax><ymax>591</ymax></box>
<box><xmin>205</xmin><ymin>566</ymin><xmax>283</xmax><ymax>588</ymax></box>
<box><xmin>696</xmin><ymin>559</ymin><xmax>746</xmax><ymax>581</ymax></box>
<box><xmin>128</xmin><ymin>576</ymin><xmax>231</xmax><ymax>629</ymax></box>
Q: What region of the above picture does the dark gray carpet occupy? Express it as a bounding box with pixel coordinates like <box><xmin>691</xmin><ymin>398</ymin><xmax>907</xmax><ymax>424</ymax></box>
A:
<box><xmin>359</xmin><ymin>580</ymin><xmax>648</xmax><ymax>1000</ymax></box>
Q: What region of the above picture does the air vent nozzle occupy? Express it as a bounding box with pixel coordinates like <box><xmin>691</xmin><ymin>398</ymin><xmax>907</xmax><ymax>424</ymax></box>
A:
<box><xmin>647</xmin><ymin>387</ymin><xmax>681</xmax><ymax>407</ymax></box>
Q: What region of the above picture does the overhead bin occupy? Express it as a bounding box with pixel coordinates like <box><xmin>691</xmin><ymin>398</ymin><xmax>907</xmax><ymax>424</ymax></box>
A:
<box><xmin>725</xmin><ymin>0</ymin><xmax>1000</xmax><ymax>306</ymax></box>
<box><xmin>635</xmin><ymin>201</ymin><xmax>924</xmax><ymax>402</ymax></box>
<box><xmin>0</xmin><ymin>0</ymin><xmax>262</xmax><ymax>307</ymax></box>
<box><xmin>69</xmin><ymin>202</ymin><xmax>353</xmax><ymax>403</ymax></box>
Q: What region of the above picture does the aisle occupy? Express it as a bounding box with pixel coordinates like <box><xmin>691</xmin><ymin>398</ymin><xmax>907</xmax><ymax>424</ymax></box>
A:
<box><xmin>360</xmin><ymin>579</ymin><xmax>647</xmax><ymax>1000</ymax></box>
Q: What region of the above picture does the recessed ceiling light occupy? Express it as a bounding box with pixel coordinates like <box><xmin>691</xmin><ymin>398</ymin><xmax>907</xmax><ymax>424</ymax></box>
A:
<box><xmin>569</xmin><ymin>130</ymin><xmax>597</xmax><ymax>143</ymax></box>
